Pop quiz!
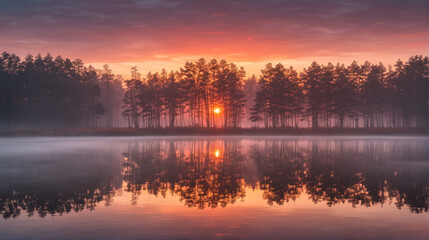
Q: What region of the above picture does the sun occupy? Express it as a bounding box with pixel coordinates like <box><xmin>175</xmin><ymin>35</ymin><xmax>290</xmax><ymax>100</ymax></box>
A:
<box><xmin>214</xmin><ymin>108</ymin><xmax>221</xmax><ymax>114</ymax></box>
<box><xmin>214</xmin><ymin>149</ymin><xmax>220</xmax><ymax>158</ymax></box>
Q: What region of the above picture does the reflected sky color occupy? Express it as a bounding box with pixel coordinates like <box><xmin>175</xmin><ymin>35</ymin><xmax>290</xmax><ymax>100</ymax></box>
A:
<box><xmin>0</xmin><ymin>136</ymin><xmax>428</xmax><ymax>240</ymax></box>
<box><xmin>0</xmin><ymin>0</ymin><xmax>427</xmax><ymax>76</ymax></box>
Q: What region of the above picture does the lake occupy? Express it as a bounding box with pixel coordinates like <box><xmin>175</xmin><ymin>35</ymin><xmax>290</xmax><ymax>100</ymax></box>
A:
<box><xmin>0</xmin><ymin>136</ymin><xmax>428</xmax><ymax>240</ymax></box>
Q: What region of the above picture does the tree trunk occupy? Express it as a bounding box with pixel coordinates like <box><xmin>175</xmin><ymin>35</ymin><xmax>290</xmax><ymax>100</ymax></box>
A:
<box><xmin>339</xmin><ymin>114</ymin><xmax>344</xmax><ymax>128</ymax></box>
<box><xmin>312</xmin><ymin>113</ymin><xmax>319</xmax><ymax>128</ymax></box>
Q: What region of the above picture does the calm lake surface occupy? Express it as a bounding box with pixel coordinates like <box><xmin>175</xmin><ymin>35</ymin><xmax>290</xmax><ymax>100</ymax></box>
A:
<box><xmin>0</xmin><ymin>136</ymin><xmax>428</xmax><ymax>240</ymax></box>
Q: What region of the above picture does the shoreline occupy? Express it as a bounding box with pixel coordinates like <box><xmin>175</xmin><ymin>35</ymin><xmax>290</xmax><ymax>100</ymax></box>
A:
<box><xmin>0</xmin><ymin>127</ymin><xmax>427</xmax><ymax>137</ymax></box>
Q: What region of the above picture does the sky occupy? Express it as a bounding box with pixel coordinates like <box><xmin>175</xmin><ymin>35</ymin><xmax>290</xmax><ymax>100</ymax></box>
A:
<box><xmin>0</xmin><ymin>0</ymin><xmax>428</xmax><ymax>77</ymax></box>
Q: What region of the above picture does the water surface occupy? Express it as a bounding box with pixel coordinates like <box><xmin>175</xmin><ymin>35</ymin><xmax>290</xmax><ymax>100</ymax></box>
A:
<box><xmin>0</xmin><ymin>136</ymin><xmax>428</xmax><ymax>240</ymax></box>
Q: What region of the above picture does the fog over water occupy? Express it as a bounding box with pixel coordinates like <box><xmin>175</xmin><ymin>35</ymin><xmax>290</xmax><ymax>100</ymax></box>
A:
<box><xmin>0</xmin><ymin>136</ymin><xmax>428</xmax><ymax>240</ymax></box>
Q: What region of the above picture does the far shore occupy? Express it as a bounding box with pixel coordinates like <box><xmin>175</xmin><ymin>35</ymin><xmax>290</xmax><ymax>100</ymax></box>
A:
<box><xmin>0</xmin><ymin>127</ymin><xmax>427</xmax><ymax>137</ymax></box>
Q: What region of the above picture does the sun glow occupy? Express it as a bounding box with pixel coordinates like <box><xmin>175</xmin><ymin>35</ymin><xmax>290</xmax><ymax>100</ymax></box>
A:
<box><xmin>214</xmin><ymin>108</ymin><xmax>221</xmax><ymax>114</ymax></box>
<box><xmin>214</xmin><ymin>149</ymin><xmax>220</xmax><ymax>158</ymax></box>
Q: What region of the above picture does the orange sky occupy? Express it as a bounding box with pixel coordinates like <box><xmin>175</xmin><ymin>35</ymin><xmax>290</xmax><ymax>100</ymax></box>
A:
<box><xmin>0</xmin><ymin>0</ymin><xmax>428</xmax><ymax>77</ymax></box>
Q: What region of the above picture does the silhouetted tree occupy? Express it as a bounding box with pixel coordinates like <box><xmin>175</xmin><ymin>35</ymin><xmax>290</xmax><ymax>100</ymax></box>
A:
<box><xmin>243</xmin><ymin>75</ymin><xmax>258</xmax><ymax>127</ymax></box>
<box><xmin>252</xmin><ymin>63</ymin><xmax>303</xmax><ymax>128</ymax></box>
<box><xmin>164</xmin><ymin>71</ymin><xmax>180</xmax><ymax>127</ymax></box>
<box><xmin>122</xmin><ymin>66</ymin><xmax>141</xmax><ymax>128</ymax></box>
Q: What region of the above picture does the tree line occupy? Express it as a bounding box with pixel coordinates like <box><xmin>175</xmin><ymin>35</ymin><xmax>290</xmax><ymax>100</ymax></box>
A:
<box><xmin>122</xmin><ymin>56</ymin><xmax>428</xmax><ymax>129</ymax></box>
<box><xmin>122</xmin><ymin>59</ymin><xmax>245</xmax><ymax>128</ymax></box>
<box><xmin>1</xmin><ymin>51</ymin><xmax>427</xmax><ymax>129</ymax></box>
<box><xmin>252</xmin><ymin>57</ymin><xmax>428</xmax><ymax>128</ymax></box>
<box><xmin>0</xmin><ymin>52</ymin><xmax>124</xmax><ymax>128</ymax></box>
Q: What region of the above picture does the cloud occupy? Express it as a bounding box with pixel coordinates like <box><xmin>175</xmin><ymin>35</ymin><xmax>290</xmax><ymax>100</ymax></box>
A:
<box><xmin>0</xmin><ymin>0</ymin><xmax>427</xmax><ymax>75</ymax></box>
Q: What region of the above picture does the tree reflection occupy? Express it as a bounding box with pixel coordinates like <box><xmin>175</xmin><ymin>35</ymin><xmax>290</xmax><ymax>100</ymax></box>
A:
<box><xmin>122</xmin><ymin>139</ymin><xmax>428</xmax><ymax>213</ymax></box>
<box><xmin>0</xmin><ymin>187</ymin><xmax>117</xmax><ymax>219</ymax></box>
<box><xmin>1</xmin><ymin>138</ymin><xmax>427</xmax><ymax>219</ymax></box>
<box><xmin>302</xmin><ymin>140</ymin><xmax>428</xmax><ymax>213</ymax></box>
<box><xmin>251</xmin><ymin>141</ymin><xmax>306</xmax><ymax>205</ymax></box>
<box><xmin>122</xmin><ymin>140</ymin><xmax>247</xmax><ymax>209</ymax></box>
<box><xmin>0</xmin><ymin>148</ymin><xmax>123</xmax><ymax>219</ymax></box>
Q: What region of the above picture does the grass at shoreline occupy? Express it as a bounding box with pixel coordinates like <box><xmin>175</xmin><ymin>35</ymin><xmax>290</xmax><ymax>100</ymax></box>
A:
<box><xmin>0</xmin><ymin>127</ymin><xmax>427</xmax><ymax>137</ymax></box>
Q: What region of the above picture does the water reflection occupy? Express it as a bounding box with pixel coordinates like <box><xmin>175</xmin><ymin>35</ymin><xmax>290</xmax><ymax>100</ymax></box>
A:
<box><xmin>0</xmin><ymin>142</ymin><xmax>123</xmax><ymax>219</ymax></box>
<box><xmin>0</xmin><ymin>138</ymin><xmax>427</xmax><ymax>219</ymax></box>
<box><xmin>123</xmin><ymin>141</ymin><xmax>247</xmax><ymax>209</ymax></box>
